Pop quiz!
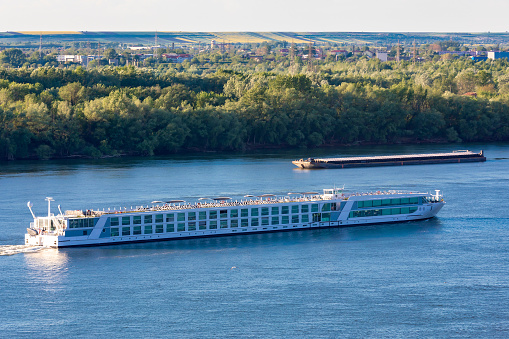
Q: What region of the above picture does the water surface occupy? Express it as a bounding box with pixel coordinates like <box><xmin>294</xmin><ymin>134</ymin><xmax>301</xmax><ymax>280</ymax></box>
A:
<box><xmin>1</xmin><ymin>143</ymin><xmax>508</xmax><ymax>337</ymax></box>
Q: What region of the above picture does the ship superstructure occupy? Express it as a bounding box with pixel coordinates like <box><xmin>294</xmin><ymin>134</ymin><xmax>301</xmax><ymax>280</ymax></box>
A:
<box><xmin>25</xmin><ymin>188</ymin><xmax>444</xmax><ymax>248</ymax></box>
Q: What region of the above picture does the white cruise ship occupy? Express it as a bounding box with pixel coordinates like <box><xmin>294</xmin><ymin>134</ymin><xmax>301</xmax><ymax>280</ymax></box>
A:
<box><xmin>25</xmin><ymin>188</ymin><xmax>444</xmax><ymax>248</ymax></box>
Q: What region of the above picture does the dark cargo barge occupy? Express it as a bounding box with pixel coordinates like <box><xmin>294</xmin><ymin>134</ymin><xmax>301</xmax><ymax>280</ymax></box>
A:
<box><xmin>292</xmin><ymin>150</ymin><xmax>486</xmax><ymax>169</ymax></box>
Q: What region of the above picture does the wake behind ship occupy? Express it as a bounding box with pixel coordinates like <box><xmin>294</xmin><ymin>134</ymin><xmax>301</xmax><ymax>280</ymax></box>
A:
<box><xmin>25</xmin><ymin>187</ymin><xmax>445</xmax><ymax>248</ymax></box>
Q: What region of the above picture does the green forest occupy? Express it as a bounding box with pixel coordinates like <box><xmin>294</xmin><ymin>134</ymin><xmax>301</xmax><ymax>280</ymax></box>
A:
<box><xmin>1</xmin><ymin>54</ymin><xmax>509</xmax><ymax>160</ymax></box>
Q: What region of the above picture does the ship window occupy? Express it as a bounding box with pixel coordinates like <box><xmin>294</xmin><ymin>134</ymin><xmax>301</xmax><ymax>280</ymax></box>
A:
<box><xmin>364</xmin><ymin>200</ymin><xmax>373</xmax><ymax>208</ymax></box>
<box><xmin>251</xmin><ymin>218</ymin><xmax>259</xmax><ymax>226</ymax></box>
<box><xmin>156</xmin><ymin>224</ymin><xmax>164</xmax><ymax>233</ymax></box>
<box><xmin>271</xmin><ymin>207</ymin><xmax>279</xmax><ymax>215</ymax></box>
<box><xmin>312</xmin><ymin>213</ymin><xmax>321</xmax><ymax>222</ymax></box>
<box><xmin>133</xmin><ymin>216</ymin><xmax>142</xmax><ymax>225</ymax></box>
<box><xmin>177</xmin><ymin>223</ymin><xmax>185</xmax><ymax>232</ymax></box>
<box><xmin>292</xmin><ymin>215</ymin><xmax>299</xmax><ymax>223</ymax></box>
<box><xmin>209</xmin><ymin>211</ymin><xmax>217</xmax><ymax>219</ymax></box>
<box><xmin>321</xmin><ymin>213</ymin><xmax>331</xmax><ymax>222</ymax></box>
<box><xmin>241</xmin><ymin>209</ymin><xmax>248</xmax><ymax>217</ymax></box>
<box><xmin>241</xmin><ymin>219</ymin><xmax>249</xmax><ymax>227</ymax></box>
<box><xmin>144</xmin><ymin>225</ymin><xmax>153</xmax><ymax>234</ymax></box>
<box><xmin>311</xmin><ymin>204</ymin><xmax>319</xmax><ymax>213</ymax></box>
<box><xmin>372</xmin><ymin>200</ymin><xmax>382</xmax><ymax>207</ymax></box>
<box><xmin>262</xmin><ymin>217</ymin><xmax>269</xmax><ymax>226</ymax></box>
<box><xmin>357</xmin><ymin>201</ymin><xmax>364</xmax><ymax>208</ymax></box>
<box><xmin>271</xmin><ymin>216</ymin><xmax>279</xmax><ymax>225</ymax></box>
<box><xmin>155</xmin><ymin>214</ymin><xmax>163</xmax><ymax>223</ymax></box>
<box><xmin>372</xmin><ymin>209</ymin><xmax>381</xmax><ymax>216</ymax></box>
<box><xmin>166</xmin><ymin>224</ymin><xmax>175</xmax><ymax>232</ymax></box>
<box><xmin>349</xmin><ymin>211</ymin><xmax>354</xmax><ymax>218</ymax></box>
<box><xmin>301</xmin><ymin>205</ymin><xmax>309</xmax><ymax>213</ymax></box>
<box><xmin>122</xmin><ymin>216</ymin><xmax>130</xmax><ymax>226</ymax></box>
<box><xmin>261</xmin><ymin>208</ymin><xmax>269</xmax><ymax>216</ymax></box>
<box><xmin>199</xmin><ymin>211</ymin><xmax>207</xmax><ymax>220</ymax></box>
<box><xmin>282</xmin><ymin>216</ymin><xmax>289</xmax><ymax>224</ymax></box>
<box><xmin>166</xmin><ymin>214</ymin><xmax>175</xmax><ymax>222</ymax></box>
<box><xmin>322</xmin><ymin>203</ymin><xmax>331</xmax><ymax>212</ymax></box>
<box><xmin>382</xmin><ymin>209</ymin><xmax>391</xmax><ymax>215</ymax></box>
<box><xmin>210</xmin><ymin>221</ymin><xmax>218</xmax><ymax>229</ymax></box>
<box><xmin>220</xmin><ymin>220</ymin><xmax>228</xmax><ymax>228</ymax></box>
<box><xmin>291</xmin><ymin>205</ymin><xmax>299</xmax><ymax>214</ymax></box>
<box><xmin>199</xmin><ymin>221</ymin><xmax>207</xmax><ymax>230</ymax></box>
<box><xmin>382</xmin><ymin>199</ymin><xmax>391</xmax><ymax>206</ymax></box>
<box><xmin>391</xmin><ymin>208</ymin><xmax>401</xmax><ymax>215</ymax></box>
<box><xmin>231</xmin><ymin>219</ymin><xmax>238</xmax><ymax>227</ymax></box>
<box><xmin>111</xmin><ymin>228</ymin><xmax>119</xmax><ymax>236</ymax></box>
<box><xmin>122</xmin><ymin>227</ymin><xmax>130</xmax><ymax>236</ymax></box>
<box><xmin>177</xmin><ymin>213</ymin><xmax>185</xmax><ymax>222</ymax></box>
<box><xmin>230</xmin><ymin>209</ymin><xmax>238</xmax><ymax>218</ymax></box>
<box><xmin>410</xmin><ymin>197</ymin><xmax>419</xmax><ymax>204</ymax></box>
<box><xmin>301</xmin><ymin>215</ymin><xmax>309</xmax><ymax>223</ymax></box>
<box><xmin>391</xmin><ymin>199</ymin><xmax>401</xmax><ymax>205</ymax></box>
<box><xmin>220</xmin><ymin>210</ymin><xmax>228</xmax><ymax>219</ymax></box>
<box><xmin>365</xmin><ymin>210</ymin><xmax>374</xmax><ymax>217</ymax></box>
<box><xmin>133</xmin><ymin>226</ymin><xmax>142</xmax><ymax>235</ymax></box>
<box><xmin>144</xmin><ymin>215</ymin><xmax>153</xmax><ymax>224</ymax></box>
<box><xmin>251</xmin><ymin>208</ymin><xmax>259</xmax><ymax>217</ymax></box>
<box><xmin>110</xmin><ymin>217</ymin><xmax>119</xmax><ymax>226</ymax></box>
<box><xmin>409</xmin><ymin>207</ymin><xmax>418</xmax><ymax>213</ymax></box>
<box><xmin>188</xmin><ymin>222</ymin><xmax>196</xmax><ymax>231</ymax></box>
<box><xmin>401</xmin><ymin>207</ymin><xmax>410</xmax><ymax>214</ymax></box>
<box><xmin>188</xmin><ymin>212</ymin><xmax>196</xmax><ymax>221</ymax></box>
<box><xmin>401</xmin><ymin>198</ymin><xmax>410</xmax><ymax>204</ymax></box>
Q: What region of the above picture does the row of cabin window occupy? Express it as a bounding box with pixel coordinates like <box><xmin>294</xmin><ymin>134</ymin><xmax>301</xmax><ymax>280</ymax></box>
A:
<box><xmin>68</xmin><ymin>218</ymin><xmax>99</xmax><ymax>228</ymax></box>
<box><xmin>357</xmin><ymin>197</ymin><xmax>420</xmax><ymax>208</ymax></box>
<box><xmin>109</xmin><ymin>204</ymin><xmax>322</xmax><ymax>226</ymax></box>
<box><xmin>109</xmin><ymin>214</ymin><xmax>321</xmax><ymax>236</ymax></box>
<box><xmin>349</xmin><ymin>206</ymin><xmax>418</xmax><ymax>218</ymax></box>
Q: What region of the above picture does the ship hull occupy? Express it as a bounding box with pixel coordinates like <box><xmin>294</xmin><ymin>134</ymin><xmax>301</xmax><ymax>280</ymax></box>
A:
<box><xmin>293</xmin><ymin>150</ymin><xmax>486</xmax><ymax>169</ymax></box>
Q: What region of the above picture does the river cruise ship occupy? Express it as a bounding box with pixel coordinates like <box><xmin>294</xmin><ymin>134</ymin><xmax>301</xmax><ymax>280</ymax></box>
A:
<box><xmin>25</xmin><ymin>188</ymin><xmax>444</xmax><ymax>248</ymax></box>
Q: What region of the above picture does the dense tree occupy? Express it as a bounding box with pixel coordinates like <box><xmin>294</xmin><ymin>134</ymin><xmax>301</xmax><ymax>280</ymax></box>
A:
<box><xmin>0</xmin><ymin>56</ymin><xmax>508</xmax><ymax>160</ymax></box>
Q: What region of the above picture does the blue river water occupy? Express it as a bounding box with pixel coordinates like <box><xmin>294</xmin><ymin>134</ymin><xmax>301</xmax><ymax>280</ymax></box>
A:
<box><xmin>0</xmin><ymin>143</ymin><xmax>508</xmax><ymax>338</ymax></box>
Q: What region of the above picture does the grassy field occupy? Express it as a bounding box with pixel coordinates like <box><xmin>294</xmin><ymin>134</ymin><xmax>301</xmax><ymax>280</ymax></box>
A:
<box><xmin>1</xmin><ymin>31</ymin><xmax>509</xmax><ymax>46</ymax></box>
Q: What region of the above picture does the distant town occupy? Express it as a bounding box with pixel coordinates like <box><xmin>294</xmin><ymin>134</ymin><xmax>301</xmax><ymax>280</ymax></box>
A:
<box><xmin>1</xmin><ymin>31</ymin><xmax>509</xmax><ymax>68</ymax></box>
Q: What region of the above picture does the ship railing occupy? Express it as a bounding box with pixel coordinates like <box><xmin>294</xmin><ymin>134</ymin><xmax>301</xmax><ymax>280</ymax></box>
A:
<box><xmin>92</xmin><ymin>195</ymin><xmax>331</xmax><ymax>215</ymax></box>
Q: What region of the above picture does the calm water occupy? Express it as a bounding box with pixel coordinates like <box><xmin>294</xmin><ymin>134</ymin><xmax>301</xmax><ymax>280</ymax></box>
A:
<box><xmin>1</xmin><ymin>143</ymin><xmax>508</xmax><ymax>338</ymax></box>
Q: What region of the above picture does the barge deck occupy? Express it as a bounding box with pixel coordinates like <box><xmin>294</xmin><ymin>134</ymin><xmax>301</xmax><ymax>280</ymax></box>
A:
<box><xmin>292</xmin><ymin>150</ymin><xmax>486</xmax><ymax>169</ymax></box>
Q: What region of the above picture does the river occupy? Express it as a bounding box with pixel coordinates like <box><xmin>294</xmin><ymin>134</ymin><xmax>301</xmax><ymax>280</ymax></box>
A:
<box><xmin>1</xmin><ymin>143</ymin><xmax>508</xmax><ymax>337</ymax></box>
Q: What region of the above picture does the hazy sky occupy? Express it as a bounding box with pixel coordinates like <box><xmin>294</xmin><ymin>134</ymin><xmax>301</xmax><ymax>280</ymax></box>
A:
<box><xmin>2</xmin><ymin>0</ymin><xmax>509</xmax><ymax>32</ymax></box>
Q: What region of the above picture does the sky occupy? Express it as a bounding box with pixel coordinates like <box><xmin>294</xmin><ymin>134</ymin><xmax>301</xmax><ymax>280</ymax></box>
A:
<box><xmin>1</xmin><ymin>0</ymin><xmax>509</xmax><ymax>32</ymax></box>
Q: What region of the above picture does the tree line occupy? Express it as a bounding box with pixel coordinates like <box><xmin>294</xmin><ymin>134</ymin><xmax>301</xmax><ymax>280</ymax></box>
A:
<box><xmin>1</xmin><ymin>57</ymin><xmax>509</xmax><ymax>160</ymax></box>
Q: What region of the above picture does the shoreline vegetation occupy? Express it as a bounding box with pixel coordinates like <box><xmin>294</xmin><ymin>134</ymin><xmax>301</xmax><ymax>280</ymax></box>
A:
<box><xmin>1</xmin><ymin>53</ymin><xmax>509</xmax><ymax>160</ymax></box>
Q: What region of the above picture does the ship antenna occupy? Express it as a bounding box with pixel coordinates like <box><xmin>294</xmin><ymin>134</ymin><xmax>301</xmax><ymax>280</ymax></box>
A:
<box><xmin>27</xmin><ymin>201</ymin><xmax>36</xmax><ymax>219</ymax></box>
<box><xmin>45</xmin><ymin>197</ymin><xmax>54</xmax><ymax>218</ymax></box>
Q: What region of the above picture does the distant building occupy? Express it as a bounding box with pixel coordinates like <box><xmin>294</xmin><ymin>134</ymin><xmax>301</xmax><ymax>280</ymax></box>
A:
<box><xmin>129</xmin><ymin>46</ymin><xmax>149</xmax><ymax>51</ymax></box>
<box><xmin>56</xmin><ymin>55</ymin><xmax>81</xmax><ymax>63</ymax></box>
<box><xmin>162</xmin><ymin>53</ymin><xmax>192</xmax><ymax>63</ymax></box>
<box><xmin>487</xmin><ymin>51</ymin><xmax>509</xmax><ymax>60</ymax></box>
<box><xmin>376</xmin><ymin>51</ymin><xmax>388</xmax><ymax>62</ymax></box>
<box><xmin>472</xmin><ymin>56</ymin><xmax>488</xmax><ymax>62</ymax></box>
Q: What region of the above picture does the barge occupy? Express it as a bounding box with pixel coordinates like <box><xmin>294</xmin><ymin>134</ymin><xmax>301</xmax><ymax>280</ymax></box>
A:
<box><xmin>25</xmin><ymin>187</ymin><xmax>444</xmax><ymax>248</ymax></box>
<box><xmin>292</xmin><ymin>150</ymin><xmax>486</xmax><ymax>169</ymax></box>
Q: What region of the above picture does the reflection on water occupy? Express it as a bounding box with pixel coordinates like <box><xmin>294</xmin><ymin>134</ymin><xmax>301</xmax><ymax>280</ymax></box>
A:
<box><xmin>24</xmin><ymin>248</ymin><xmax>69</xmax><ymax>289</ymax></box>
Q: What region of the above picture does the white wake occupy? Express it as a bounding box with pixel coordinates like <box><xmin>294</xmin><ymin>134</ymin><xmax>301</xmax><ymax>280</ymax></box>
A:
<box><xmin>0</xmin><ymin>245</ymin><xmax>44</xmax><ymax>256</ymax></box>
